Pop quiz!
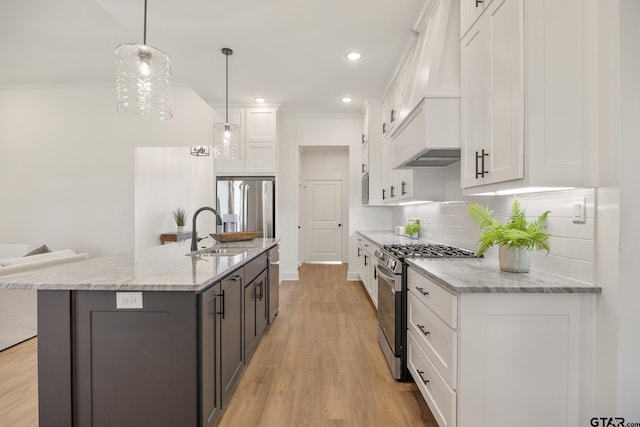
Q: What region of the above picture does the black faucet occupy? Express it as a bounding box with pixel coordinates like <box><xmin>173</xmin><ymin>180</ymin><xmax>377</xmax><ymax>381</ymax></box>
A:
<box><xmin>191</xmin><ymin>207</ymin><xmax>223</xmax><ymax>252</ymax></box>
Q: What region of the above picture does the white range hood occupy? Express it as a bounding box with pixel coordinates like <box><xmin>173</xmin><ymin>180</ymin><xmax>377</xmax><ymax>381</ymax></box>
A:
<box><xmin>391</xmin><ymin>0</ymin><xmax>461</xmax><ymax>169</ymax></box>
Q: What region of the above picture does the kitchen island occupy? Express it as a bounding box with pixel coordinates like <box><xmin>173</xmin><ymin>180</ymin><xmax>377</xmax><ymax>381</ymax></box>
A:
<box><xmin>0</xmin><ymin>238</ymin><xmax>279</xmax><ymax>427</ymax></box>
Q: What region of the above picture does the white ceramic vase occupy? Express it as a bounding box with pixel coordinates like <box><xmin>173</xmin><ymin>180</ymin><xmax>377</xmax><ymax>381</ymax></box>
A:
<box><xmin>177</xmin><ymin>225</ymin><xmax>184</xmax><ymax>233</ymax></box>
<box><xmin>499</xmin><ymin>246</ymin><xmax>531</xmax><ymax>273</ymax></box>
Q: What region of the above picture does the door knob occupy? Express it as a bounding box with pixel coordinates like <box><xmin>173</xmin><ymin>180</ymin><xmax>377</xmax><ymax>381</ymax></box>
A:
<box><xmin>338</xmin><ymin>224</ymin><xmax>342</xmax><ymax>227</ymax></box>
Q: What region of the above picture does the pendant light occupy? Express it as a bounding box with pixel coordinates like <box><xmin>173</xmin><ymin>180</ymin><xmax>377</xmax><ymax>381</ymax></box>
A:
<box><xmin>190</xmin><ymin>146</ymin><xmax>211</xmax><ymax>157</ymax></box>
<box><xmin>115</xmin><ymin>0</ymin><xmax>173</xmax><ymax>119</ymax></box>
<box><xmin>213</xmin><ymin>48</ymin><xmax>240</xmax><ymax>159</ymax></box>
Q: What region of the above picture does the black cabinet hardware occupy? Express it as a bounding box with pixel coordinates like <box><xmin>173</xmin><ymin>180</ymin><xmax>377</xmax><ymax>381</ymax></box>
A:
<box><xmin>256</xmin><ymin>281</ymin><xmax>264</xmax><ymax>301</ymax></box>
<box><xmin>415</xmin><ymin>287</ymin><xmax>429</xmax><ymax>296</ymax></box>
<box><xmin>217</xmin><ymin>289</ymin><xmax>226</xmax><ymax>319</ymax></box>
<box><xmin>364</xmin><ymin>255</ymin><xmax>368</xmax><ymax>266</ymax></box>
<box><xmin>382</xmin><ymin>189</ymin><xmax>386</xmax><ymax>200</ymax></box>
<box><xmin>390</xmin><ymin>185</ymin><xmax>396</xmax><ymax>198</ymax></box>
<box><xmin>401</xmin><ymin>181</ymin><xmax>407</xmax><ymax>195</ymax></box>
<box><xmin>475</xmin><ymin>149</ymin><xmax>489</xmax><ymax>178</ymax></box>
<box><xmin>383</xmin><ymin>122</ymin><xmax>387</xmax><ymax>134</ymax></box>
<box><xmin>416</xmin><ymin>369</ymin><xmax>430</xmax><ymax>385</ymax></box>
<box><xmin>338</xmin><ymin>223</ymin><xmax>342</xmax><ymax>227</ymax></box>
<box><xmin>362</xmin><ymin>163</ymin><xmax>365</xmax><ymax>173</ymax></box>
<box><xmin>476</xmin><ymin>0</ymin><xmax>483</xmax><ymax>7</ymax></box>
<box><xmin>358</xmin><ymin>248</ymin><xmax>362</xmax><ymax>257</ymax></box>
<box><xmin>374</xmin><ymin>267</ymin><xmax>377</xmax><ymax>280</ymax></box>
<box><xmin>417</xmin><ymin>324</ymin><xmax>430</xmax><ymax>336</ymax></box>
<box><xmin>362</xmin><ymin>134</ymin><xmax>365</xmax><ymax>143</ymax></box>
<box><xmin>391</xmin><ymin>109</ymin><xmax>396</xmax><ymax>123</ymax></box>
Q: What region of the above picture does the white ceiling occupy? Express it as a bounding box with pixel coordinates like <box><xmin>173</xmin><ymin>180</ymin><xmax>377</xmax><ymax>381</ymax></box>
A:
<box><xmin>0</xmin><ymin>0</ymin><xmax>426</xmax><ymax>113</ymax></box>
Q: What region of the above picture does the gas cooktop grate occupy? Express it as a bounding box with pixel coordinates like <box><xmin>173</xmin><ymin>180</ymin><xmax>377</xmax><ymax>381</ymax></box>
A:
<box><xmin>382</xmin><ymin>243</ymin><xmax>477</xmax><ymax>259</ymax></box>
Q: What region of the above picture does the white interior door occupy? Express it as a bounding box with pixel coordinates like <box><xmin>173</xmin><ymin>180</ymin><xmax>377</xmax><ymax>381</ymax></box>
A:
<box><xmin>304</xmin><ymin>180</ymin><xmax>343</xmax><ymax>263</ymax></box>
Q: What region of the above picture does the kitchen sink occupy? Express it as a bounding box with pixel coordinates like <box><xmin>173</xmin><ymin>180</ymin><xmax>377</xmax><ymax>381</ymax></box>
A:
<box><xmin>188</xmin><ymin>245</ymin><xmax>253</xmax><ymax>257</ymax></box>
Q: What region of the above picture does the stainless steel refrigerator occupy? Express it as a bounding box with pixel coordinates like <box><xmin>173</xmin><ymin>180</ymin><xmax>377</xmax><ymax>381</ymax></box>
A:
<box><xmin>216</xmin><ymin>177</ymin><xmax>275</xmax><ymax>238</ymax></box>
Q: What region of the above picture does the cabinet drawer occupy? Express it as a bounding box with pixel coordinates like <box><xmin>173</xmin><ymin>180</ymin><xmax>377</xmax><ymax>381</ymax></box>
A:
<box><xmin>407</xmin><ymin>291</ymin><xmax>457</xmax><ymax>389</ymax></box>
<box><xmin>408</xmin><ymin>330</ymin><xmax>456</xmax><ymax>427</ymax></box>
<box><xmin>408</xmin><ymin>268</ymin><xmax>458</xmax><ymax>328</ymax></box>
<box><xmin>245</xmin><ymin>253</ymin><xmax>267</xmax><ymax>284</ymax></box>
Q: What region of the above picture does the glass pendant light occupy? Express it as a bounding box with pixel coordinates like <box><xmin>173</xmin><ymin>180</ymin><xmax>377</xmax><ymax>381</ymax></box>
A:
<box><xmin>115</xmin><ymin>0</ymin><xmax>173</xmax><ymax>119</ymax></box>
<box><xmin>213</xmin><ymin>48</ymin><xmax>240</xmax><ymax>159</ymax></box>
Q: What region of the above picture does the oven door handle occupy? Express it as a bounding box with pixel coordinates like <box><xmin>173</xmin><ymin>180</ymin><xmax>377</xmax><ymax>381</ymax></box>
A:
<box><xmin>375</xmin><ymin>266</ymin><xmax>398</xmax><ymax>287</ymax></box>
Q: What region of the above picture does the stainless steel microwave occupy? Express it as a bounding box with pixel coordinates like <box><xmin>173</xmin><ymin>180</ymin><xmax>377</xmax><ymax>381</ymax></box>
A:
<box><xmin>361</xmin><ymin>172</ymin><xmax>369</xmax><ymax>205</ymax></box>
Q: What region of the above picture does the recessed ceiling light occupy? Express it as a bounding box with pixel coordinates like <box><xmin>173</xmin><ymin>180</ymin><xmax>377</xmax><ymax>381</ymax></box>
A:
<box><xmin>346</xmin><ymin>52</ymin><xmax>362</xmax><ymax>61</ymax></box>
<box><xmin>255</xmin><ymin>97</ymin><xmax>266</xmax><ymax>103</ymax></box>
<box><xmin>341</xmin><ymin>97</ymin><xmax>352</xmax><ymax>103</ymax></box>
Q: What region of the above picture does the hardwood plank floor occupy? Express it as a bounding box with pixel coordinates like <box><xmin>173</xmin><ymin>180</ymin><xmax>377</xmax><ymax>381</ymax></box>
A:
<box><xmin>0</xmin><ymin>338</ymin><xmax>38</xmax><ymax>427</ymax></box>
<box><xmin>218</xmin><ymin>264</ymin><xmax>437</xmax><ymax>427</ymax></box>
<box><xmin>0</xmin><ymin>264</ymin><xmax>436</xmax><ymax>427</ymax></box>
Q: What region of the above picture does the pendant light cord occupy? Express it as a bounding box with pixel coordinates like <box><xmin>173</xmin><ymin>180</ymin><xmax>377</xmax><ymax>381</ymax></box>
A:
<box><xmin>143</xmin><ymin>0</ymin><xmax>148</xmax><ymax>45</ymax></box>
<box><xmin>225</xmin><ymin>51</ymin><xmax>229</xmax><ymax>123</ymax></box>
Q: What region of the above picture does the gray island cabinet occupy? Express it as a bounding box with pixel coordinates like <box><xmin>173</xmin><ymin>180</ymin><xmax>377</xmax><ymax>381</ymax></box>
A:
<box><xmin>0</xmin><ymin>239</ymin><xmax>279</xmax><ymax>427</ymax></box>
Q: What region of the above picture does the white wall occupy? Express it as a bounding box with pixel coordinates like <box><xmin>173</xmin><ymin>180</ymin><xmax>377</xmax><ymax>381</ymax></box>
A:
<box><xmin>0</xmin><ymin>85</ymin><xmax>214</xmax><ymax>256</ymax></box>
<box><xmin>134</xmin><ymin>147</ymin><xmax>214</xmax><ymax>249</ymax></box>
<box><xmin>277</xmin><ymin>113</ymin><xmax>392</xmax><ymax>281</ymax></box>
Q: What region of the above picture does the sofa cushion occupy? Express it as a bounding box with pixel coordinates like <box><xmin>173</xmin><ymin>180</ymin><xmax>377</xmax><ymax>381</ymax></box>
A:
<box><xmin>24</xmin><ymin>244</ymin><xmax>51</xmax><ymax>257</ymax></box>
<box><xmin>0</xmin><ymin>249</ymin><xmax>76</xmax><ymax>267</ymax></box>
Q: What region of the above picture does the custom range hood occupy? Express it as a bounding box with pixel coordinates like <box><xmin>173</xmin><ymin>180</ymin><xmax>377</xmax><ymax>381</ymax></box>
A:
<box><xmin>391</xmin><ymin>0</ymin><xmax>461</xmax><ymax>169</ymax></box>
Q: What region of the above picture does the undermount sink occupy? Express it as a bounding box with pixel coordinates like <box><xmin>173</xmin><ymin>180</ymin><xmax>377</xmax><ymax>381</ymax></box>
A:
<box><xmin>188</xmin><ymin>245</ymin><xmax>253</xmax><ymax>257</ymax></box>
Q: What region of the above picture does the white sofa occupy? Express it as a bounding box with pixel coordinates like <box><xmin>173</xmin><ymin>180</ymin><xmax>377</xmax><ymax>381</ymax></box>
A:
<box><xmin>0</xmin><ymin>244</ymin><xmax>89</xmax><ymax>351</ymax></box>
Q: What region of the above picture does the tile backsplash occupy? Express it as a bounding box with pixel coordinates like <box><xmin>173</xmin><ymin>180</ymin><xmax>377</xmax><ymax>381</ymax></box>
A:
<box><xmin>392</xmin><ymin>172</ymin><xmax>595</xmax><ymax>283</ymax></box>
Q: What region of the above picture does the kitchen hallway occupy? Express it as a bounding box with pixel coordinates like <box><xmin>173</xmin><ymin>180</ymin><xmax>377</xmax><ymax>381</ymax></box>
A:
<box><xmin>0</xmin><ymin>264</ymin><xmax>436</xmax><ymax>427</ymax></box>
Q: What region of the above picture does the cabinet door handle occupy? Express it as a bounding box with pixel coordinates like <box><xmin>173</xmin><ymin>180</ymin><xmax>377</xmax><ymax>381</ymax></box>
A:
<box><xmin>475</xmin><ymin>0</ymin><xmax>483</xmax><ymax>6</ymax></box>
<box><xmin>390</xmin><ymin>185</ymin><xmax>395</xmax><ymax>198</ymax></box>
<box><xmin>382</xmin><ymin>189</ymin><xmax>386</xmax><ymax>200</ymax></box>
<box><xmin>416</xmin><ymin>369</ymin><xmax>429</xmax><ymax>385</ymax></box>
<box><xmin>217</xmin><ymin>289</ymin><xmax>225</xmax><ymax>319</ymax></box>
<box><xmin>390</xmin><ymin>109</ymin><xmax>396</xmax><ymax>123</ymax></box>
<box><xmin>256</xmin><ymin>281</ymin><xmax>264</xmax><ymax>300</ymax></box>
<box><xmin>417</xmin><ymin>324</ymin><xmax>430</xmax><ymax>336</ymax></box>
<box><xmin>374</xmin><ymin>267</ymin><xmax>377</xmax><ymax>280</ymax></box>
<box><xmin>415</xmin><ymin>287</ymin><xmax>429</xmax><ymax>296</ymax></box>
<box><xmin>364</xmin><ymin>255</ymin><xmax>368</xmax><ymax>266</ymax></box>
<box><xmin>358</xmin><ymin>248</ymin><xmax>362</xmax><ymax>257</ymax></box>
<box><xmin>475</xmin><ymin>149</ymin><xmax>490</xmax><ymax>178</ymax></box>
<box><xmin>362</xmin><ymin>163</ymin><xmax>365</xmax><ymax>173</ymax></box>
<box><xmin>362</xmin><ymin>134</ymin><xmax>365</xmax><ymax>143</ymax></box>
<box><xmin>401</xmin><ymin>181</ymin><xmax>407</xmax><ymax>195</ymax></box>
<box><xmin>383</xmin><ymin>122</ymin><xmax>387</xmax><ymax>134</ymax></box>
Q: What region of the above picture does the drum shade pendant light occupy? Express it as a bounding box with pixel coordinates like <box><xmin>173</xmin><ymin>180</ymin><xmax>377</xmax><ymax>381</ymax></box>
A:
<box><xmin>190</xmin><ymin>146</ymin><xmax>211</xmax><ymax>157</ymax></box>
<box><xmin>213</xmin><ymin>48</ymin><xmax>240</xmax><ymax>159</ymax></box>
<box><xmin>115</xmin><ymin>0</ymin><xmax>172</xmax><ymax>119</ymax></box>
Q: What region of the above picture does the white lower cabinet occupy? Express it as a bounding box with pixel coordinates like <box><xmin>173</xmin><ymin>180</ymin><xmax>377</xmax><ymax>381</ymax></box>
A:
<box><xmin>407</xmin><ymin>266</ymin><xmax>595</xmax><ymax>427</ymax></box>
<box><xmin>357</xmin><ymin>235</ymin><xmax>379</xmax><ymax>309</ymax></box>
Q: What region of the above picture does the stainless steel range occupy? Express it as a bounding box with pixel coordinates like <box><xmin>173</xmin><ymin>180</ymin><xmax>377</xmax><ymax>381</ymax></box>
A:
<box><xmin>375</xmin><ymin>242</ymin><xmax>477</xmax><ymax>380</ymax></box>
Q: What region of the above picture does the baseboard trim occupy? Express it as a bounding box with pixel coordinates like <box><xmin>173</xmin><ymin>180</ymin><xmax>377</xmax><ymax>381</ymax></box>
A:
<box><xmin>281</xmin><ymin>271</ymin><xmax>299</xmax><ymax>281</ymax></box>
<box><xmin>346</xmin><ymin>271</ymin><xmax>361</xmax><ymax>281</ymax></box>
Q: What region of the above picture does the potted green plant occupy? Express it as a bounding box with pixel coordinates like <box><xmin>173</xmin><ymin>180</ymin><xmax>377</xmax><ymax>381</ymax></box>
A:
<box><xmin>172</xmin><ymin>207</ymin><xmax>187</xmax><ymax>233</ymax></box>
<box><xmin>468</xmin><ymin>198</ymin><xmax>550</xmax><ymax>273</ymax></box>
<box><xmin>405</xmin><ymin>222</ymin><xmax>421</xmax><ymax>239</ymax></box>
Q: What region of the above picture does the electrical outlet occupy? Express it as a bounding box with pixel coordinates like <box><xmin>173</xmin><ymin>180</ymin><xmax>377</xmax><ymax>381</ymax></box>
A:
<box><xmin>116</xmin><ymin>292</ymin><xmax>143</xmax><ymax>309</ymax></box>
<box><xmin>572</xmin><ymin>197</ymin><xmax>586</xmax><ymax>224</ymax></box>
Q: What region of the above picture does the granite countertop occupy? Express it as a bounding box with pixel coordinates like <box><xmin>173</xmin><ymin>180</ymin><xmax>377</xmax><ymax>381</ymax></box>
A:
<box><xmin>0</xmin><ymin>238</ymin><xmax>279</xmax><ymax>292</ymax></box>
<box><xmin>357</xmin><ymin>230</ymin><xmax>601</xmax><ymax>294</ymax></box>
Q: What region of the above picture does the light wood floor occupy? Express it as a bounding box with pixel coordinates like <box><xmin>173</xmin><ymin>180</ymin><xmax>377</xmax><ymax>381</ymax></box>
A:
<box><xmin>218</xmin><ymin>264</ymin><xmax>436</xmax><ymax>427</ymax></box>
<box><xmin>0</xmin><ymin>264</ymin><xmax>436</xmax><ymax>427</ymax></box>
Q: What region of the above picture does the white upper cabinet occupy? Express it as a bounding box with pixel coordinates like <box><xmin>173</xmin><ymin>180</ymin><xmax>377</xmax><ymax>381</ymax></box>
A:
<box><xmin>363</xmin><ymin>100</ymin><xmax>385</xmax><ymax>206</ymax></box>
<box><xmin>460</xmin><ymin>0</ymin><xmax>596</xmax><ymax>194</ymax></box>
<box><xmin>213</xmin><ymin>106</ymin><xmax>278</xmax><ymax>175</ymax></box>
<box><xmin>245</xmin><ymin>108</ymin><xmax>277</xmax><ymax>142</ymax></box>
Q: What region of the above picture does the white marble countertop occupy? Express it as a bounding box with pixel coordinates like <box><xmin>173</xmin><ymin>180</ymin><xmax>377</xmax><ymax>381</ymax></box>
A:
<box><xmin>0</xmin><ymin>238</ymin><xmax>279</xmax><ymax>292</ymax></box>
<box><xmin>357</xmin><ymin>230</ymin><xmax>601</xmax><ymax>294</ymax></box>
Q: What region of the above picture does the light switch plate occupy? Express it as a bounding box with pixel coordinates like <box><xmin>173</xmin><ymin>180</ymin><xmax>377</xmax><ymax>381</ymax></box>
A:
<box><xmin>572</xmin><ymin>197</ymin><xmax>586</xmax><ymax>224</ymax></box>
<box><xmin>116</xmin><ymin>292</ymin><xmax>143</xmax><ymax>309</ymax></box>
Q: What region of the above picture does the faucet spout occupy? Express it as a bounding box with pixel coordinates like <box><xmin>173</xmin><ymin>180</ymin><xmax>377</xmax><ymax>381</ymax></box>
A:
<box><xmin>191</xmin><ymin>207</ymin><xmax>223</xmax><ymax>252</ymax></box>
